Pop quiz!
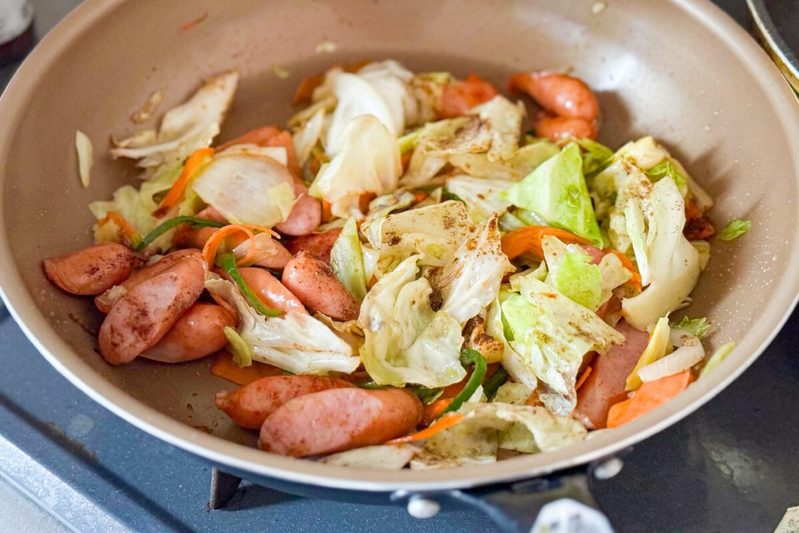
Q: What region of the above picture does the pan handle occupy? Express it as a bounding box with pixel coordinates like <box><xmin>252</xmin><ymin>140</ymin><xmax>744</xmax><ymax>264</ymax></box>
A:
<box><xmin>392</xmin><ymin>451</ymin><xmax>629</xmax><ymax>532</ymax></box>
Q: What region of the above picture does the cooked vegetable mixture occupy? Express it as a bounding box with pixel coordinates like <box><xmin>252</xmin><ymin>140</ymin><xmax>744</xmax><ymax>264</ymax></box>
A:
<box><xmin>44</xmin><ymin>60</ymin><xmax>746</xmax><ymax>469</ymax></box>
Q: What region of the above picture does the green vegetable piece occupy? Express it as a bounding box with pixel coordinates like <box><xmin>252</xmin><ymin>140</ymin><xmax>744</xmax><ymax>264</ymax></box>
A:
<box><xmin>442</xmin><ymin>349</ymin><xmax>488</xmax><ymax>416</ymax></box>
<box><xmin>223</xmin><ymin>326</ymin><xmax>253</xmax><ymax>367</ymax></box>
<box><xmin>503</xmin><ymin>143</ymin><xmax>603</xmax><ymax>246</ymax></box>
<box><xmin>554</xmin><ymin>251</ymin><xmax>602</xmax><ymax>310</ymax></box>
<box><xmin>700</xmin><ymin>341</ymin><xmax>736</xmax><ymax>377</ymax></box>
<box><xmin>217</xmin><ymin>253</ymin><xmax>282</xmax><ymax>317</ymax></box>
<box><xmin>483</xmin><ymin>367</ymin><xmax>509</xmax><ymax>401</ymax></box>
<box><xmin>671</xmin><ymin>316</ymin><xmax>712</xmax><ymax>338</ymax></box>
<box><xmin>135</xmin><ymin>215</ymin><xmax>225</xmax><ymax>252</ymax></box>
<box><xmin>645</xmin><ymin>158</ymin><xmax>688</xmax><ymax>196</ymax></box>
<box><xmin>330</xmin><ymin>218</ymin><xmax>367</xmax><ymax>300</ymax></box>
<box><xmin>576</xmin><ymin>138</ymin><xmax>613</xmax><ymax>177</ymax></box>
<box><xmin>718</xmin><ymin>219</ymin><xmax>751</xmax><ymax>241</ymax></box>
<box><xmin>407</xmin><ymin>385</ymin><xmax>445</xmax><ymax>405</ymax></box>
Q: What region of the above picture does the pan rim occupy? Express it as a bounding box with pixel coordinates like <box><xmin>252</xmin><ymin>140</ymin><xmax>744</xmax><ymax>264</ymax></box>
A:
<box><xmin>1</xmin><ymin>0</ymin><xmax>799</xmax><ymax>492</ymax></box>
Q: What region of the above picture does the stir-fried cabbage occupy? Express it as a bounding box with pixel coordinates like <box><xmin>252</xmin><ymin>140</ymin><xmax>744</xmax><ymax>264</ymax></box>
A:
<box><xmin>436</xmin><ymin>216</ymin><xmax>514</xmax><ymax>324</ymax></box>
<box><xmin>206</xmin><ymin>278</ymin><xmax>359</xmax><ymax>374</ymax></box>
<box><xmin>311</xmin><ymin>115</ymin><xmax>402</xmax><ymax>218</ymax></box>
<box><xmin>192</xmin><ymin>153</ymin><xmax>296</xmax><ymax>227</ymax></box>
<box><xmin>330</xmin><ymin>217</ymin><xmax>367</xmax><ymax>300</ymax></box>
<box><xmin>360</xmin><ymin>190</ymin><xmax>416</xmax><ymax>248</ymax></box>
<box><xmin>325</xmin><ymin>61</ymin><xmax>416</xmax><ymax>154</ymax></box>
<box><xmin>292</xmin><ymin>108</ymin><xmax>325</xmax><ymax>166</ymax></box>
<box><xmin>504</xmin><ymin>143</ymin><xmax>603</xmax><ymax>246</ymax></box>
<box><xmin>111</xmin><ymin>72</ymin><xmax>239</xmax><ymax>168</ymax></box>
<box><xmin>444</xmin><ymin>175</ymin><xmax>515</xmax><ymax>222</ymax></box>
<box><xmin>357</xmin><ymin>255</ymin><xmax>465</xmax><ymax>388</ymax></box>
<box><xmin>469</xmin><ymin>95</ymin><xmax>524</xmax><ymax>161</ymax></box>
<box><xmin>411</xmin><ymin>402</ymin><xmax>586</xmax><ymax>468</ymax></box>
<box><xmin>500</xmin><ymin>277</ymin><xmax>624</xmax><ymax>414</ymax></box>
<box><xmin>375</xmin><ymin>200</ymin><xmax>474</xmax><ymax>269</ymax></box>
<box><xmin>621</xmin><ymin>178</ymin><xmax>701</xmax><ymax>330</ymax></box>
<box><xmin>448</xmin><ymin>140</ymin><xmax>559</xmax><ymax>182</ymax></box>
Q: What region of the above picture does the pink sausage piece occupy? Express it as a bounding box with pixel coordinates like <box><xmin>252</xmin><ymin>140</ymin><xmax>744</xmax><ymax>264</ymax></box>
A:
<box><xmin>574</xmin><ymin>320</ymin><xmax>650</xmax><ymax>429</ymax></box>
<box><xmin>140</xmin><ymin>303</ymin><xmax>236</xmax><ymax>364</ymax></box>
<box><xmin>283</xmin><ymin>229</ymin><xmax>341</xmax><ymax>264</ymax></box>
<box><xmin>259</xmin><ymin>388</ymin><xmax>422</xmax><ymax>457</ymax></box>
<box><xmin>237</xmin><ymin>267</ymin><xmax>307</xmax><ymax>315</ymax></box>
<box><xmin>43</xmin><ymin>243</ymin><xmax>138</xmax><ymax>296</ymax></box>
<box><xmin>216</xmin><ymin>375</ymin><xmax>353</xmax><ymax>429</ymax></box>
<box><xmin>274</xmin><ymin>182</ymin><xmax>322</xmax><ymax>237</ymax></box>
<box><xmin>173</xmin><ymin>206</ymin><xmax>228</xmax><ymax>250</ymax></box>
<box><xmin>533</xmin><ymin>115</ymin><xmax>596</xmax><ymax>141</ymax></box>
<box><xmin>510</xmin><ymin>72</ymin><xmax>600</xmax><ymax>122</ymax></box>
<box><xmin>98</xmin><ymin>251</ymin><xmax>206</xmax><ymax>365</ymax></box>
<box><xmin>281</xmin><ymin>251</ymin><xmax>359</xmax><ymax>321</ymax></box>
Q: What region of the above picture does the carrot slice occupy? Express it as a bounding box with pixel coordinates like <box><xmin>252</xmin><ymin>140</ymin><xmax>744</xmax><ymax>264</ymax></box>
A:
<box><xmin>606</xmin><ymin>249</ymin><xmax>643</xmax><ymax>291</ymax></box>
<box><xmin>438</xmin><ymin>73</ymin><xmax>499</xmax><ymax>118</ymax></box>
<box><xmin>210</xmin><ymin>351</ymin><xmax>283</xmax><ymax>386</ymax></box>
<box><xmin>501</xmin><ymin>226</ymin><xmax>589</xmax><ymax>261</ymax></box>
<box><xmin>321</xmin><ymin>200</ymin><xmax>333</xmax><ymax>223</ymax></box>
<box><xmin>606</xmin><ymin>370</ymin><xmax>692</xmax><ymax>428</ymax></box>
<box><xmin>422</xmin><ymin>398</ymin><xmax>452</xmax><ymax>426</ymax></box>
<box><xmin>97</xmin><ymin>211</ymin><xmax>140</xmax><ymax>244</ymax></box>
<box><xmin>575</xmin><ymin>366</ymin><xmax>593</xmax><ymax>391</ymax></box>
<box><xmin>202</xmin><ymin>224</ymin><xmax>275</xmax><ymax>268</ymax></box>
<box><xmin>387</xmin><ymin>413</ymin><xmax>465</xmax><ymax>444</ymax></box>
<box><xmin>153</xmin><ymin>148</ymin><xmax>215</xmax><ymax>217</ymax></box>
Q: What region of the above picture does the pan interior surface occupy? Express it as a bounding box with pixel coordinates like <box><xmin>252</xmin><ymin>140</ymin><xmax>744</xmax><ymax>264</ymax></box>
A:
<box><xmin>1</xmin><ymin>0</ymin><xmax>798</xmax><ymax>490</ymax></box>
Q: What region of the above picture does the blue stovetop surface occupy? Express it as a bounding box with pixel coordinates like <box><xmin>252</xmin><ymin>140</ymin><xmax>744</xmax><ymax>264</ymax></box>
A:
<box><xmin>1</xmin><ymin>1</ymin><xmax>798</xmax><ymax>531</ymax></box>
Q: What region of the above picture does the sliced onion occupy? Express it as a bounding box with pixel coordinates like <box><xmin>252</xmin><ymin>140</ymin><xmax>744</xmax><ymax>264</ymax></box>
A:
<box><xmin>216</xmin><ymin>144</ymin><xmax>287</xmax><ymax>166</ymax></box>
<box><xmin>638</xmin><ymin>336</ymin><xmax>705</xmax><ymax>383</ymax></box>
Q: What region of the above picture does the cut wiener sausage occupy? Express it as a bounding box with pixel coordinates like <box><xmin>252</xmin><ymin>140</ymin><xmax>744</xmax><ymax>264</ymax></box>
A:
<box><xmin>43</xmin><ymin>243</ymin><xmax>138</xmax><ymax>296</ymax></box>
<box><xmin>259</xmin><ymin>388</ymin><xmax>422</xmax><ymax>457</ymax></box>
<box><xmin>98</xmin><ymin>251</ymin><xmax>206</xmax><ymax>365</ymax></box>
<box><xmin>174</xmin><ymin>206</ymin><xmax>228</xmax><ymax>250</ymax></box>
<box><xmin>237</xmin><ymin>267</ymin><xmax>306</xmax><ymax>315</ymax></box>
<box><xmin>140</xmin><ymin>303</ymin><xmax>236</xmax><ymax>363</ymax></box>
<box><xmin>95</xmin><ymin>249</ymin><xmax>203</xmax><ymax>313</ymax></box>
<box><xmin>274</xmin><ymin>182</ymin><xmax>322</xmax><ymax>237</ymax></box>
<box><xmin>283</xmin><ymin>229</ymin><xmax>341</xmax><ymax>263</ymax></box>
<box><xmin>281</xmin><ymin>251</ymin><xmax>359</xmax><ymax>320</ymax></box>
<box><xmin>574</xmin><ymin>320</ymin><xmax>649</xmax><ymax>429</ymax></box>
<box><xmin>216</xmin><ymin>375</ymin><xmax>353</xmax><ymax>429</ymax></box>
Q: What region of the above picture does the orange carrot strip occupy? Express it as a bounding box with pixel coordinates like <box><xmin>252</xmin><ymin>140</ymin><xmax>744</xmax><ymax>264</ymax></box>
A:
<box><xmin>422</xmin><ymin>398</ymin><xmax>452</xmax><ymax>426</ymax></box>
<box><xmin>210</xmin><ymin>351</ymin><xmax>283</xmax><ymax>386</ymax></box>
<box><xmin>606</xmin><ymin>249</ymin><xmax>642</xmax><ymax>291</ymax></box>
<box><xmin>575</xmin><ymin>366</ymin><xmax>593</xmax><ymax>391</ymax></box>
<box><xmin>606</xmin><ymin>370</ymin><xmax>692</xmax><ymax>428</ymax></box>
<box><xmin>321</xmin><ymin>200</ymin><xmax>333</xmax><ymax>223</ymax></box>
<box><xmin>412</xmin><ymin>191</ymin><xmax>429</xmax><ymax>204</ymax></box>
<box><xmin>387</xmin><ymin>413</ymin><xmax>465</xmax><ymax>444</ymax></box>
<box><xmin>98</xmin><ymin>211</ymin><xmax>139</xmax><ymax>241</ymax></box>
<box><xmin>154</xmin><ymin>147</ymin><xmax>214</xmax><ymax>217</ymax></box>
<box><xmin>202</xmin><ymin>224</ymin><xmax>274</xmax><ymax>267</ymax></box>
<box><xmin>501</xmin><ymin>226</ymin><xmax>589</xmax><ymax>261</ymax></box>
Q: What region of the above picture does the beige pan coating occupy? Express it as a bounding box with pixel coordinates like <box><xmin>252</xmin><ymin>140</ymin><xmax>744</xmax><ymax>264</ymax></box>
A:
<box><xmin>1</xmin><ymin>0</ymin><xmax>798</xmax><ymax>491</ymax></box>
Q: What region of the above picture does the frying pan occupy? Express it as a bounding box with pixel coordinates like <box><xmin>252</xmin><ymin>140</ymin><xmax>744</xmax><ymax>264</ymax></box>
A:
<box><xmin>1</xmin><ymin>0</ymin><xmax>799</xmax><ymax>529</ymax></box>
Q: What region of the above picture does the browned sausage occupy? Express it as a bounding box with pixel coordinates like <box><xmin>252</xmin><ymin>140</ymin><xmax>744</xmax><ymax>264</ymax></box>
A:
<box><xmin>574</xmin><ymin>320</ymin><xmax>649</xmax><ymax>429</ymax></box>
<box><xmin>283</xmin><ymin>228</ymin><xmax>341</xmax><ymax>263</ymax></box>
<box><xmin>533</xmin><ymin>115</ymin><xmax>596</xmax><ymax>141</ymax></box>
<box><xmin>237</xmin><ymin>267</ymin><xmax>307</xmax><ymax>315</ymax></box>
<box><xmin>234</xmin><ymin>234</ymin><xmax>293</xmax><ymax>270</ymax></box>
<box><xmin>259</xmin><ymin>388</ymin><xmax>422</xmax><ymax>457</ymax></box>
<box><xmin>510</xmin><ymin>72</ymin><xmax>600</xmax><ymax>122</ymax></box>
<box><xmin>98</xmin><ymin>251</ymin><xmax>206</xmax><ymax>365</ymax></box>
<box><xmin>281</xmin><ymin>252</ymin><xmax>359</xmax><ymax>320</ymax></box>
<box><xmin>43</xmin><ymin>243</ymin><xmax>138</xmax><ymax>296</ymax></box>
<box><xmin>274</xmin><ymin>183</ymin><xmax>322</xmax><ymax>237</ymax></box>
<box><xmin>216</xmin><ymin>375</ymin><xmax>353</xmax><ymax>429</ymax></box>
<box><xmin>95</xmin><ymin>249</ymin><xmax>203</xmax><ymax>313</ymax></box>
<box><xmin>140</xmin><ymin>303</ymin><xmax>236</xmax><ymax>363</ymax></box>
<box><xmin>173</xmin><ymin>206</ymin><xmax>228</xmax><ymax>250</ymax></box>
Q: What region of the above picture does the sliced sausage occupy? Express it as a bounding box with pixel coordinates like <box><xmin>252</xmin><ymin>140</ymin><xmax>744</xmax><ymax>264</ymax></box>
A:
<box><xmin>533</xmin><ymin>115</ymin><xmax>596</xmax><ymax>141</ymax></box>
<box><xmin>274</xmin><ymin>183</ymin><xmax>322</xmax><ymax>237</ymax></box>
<box><xmin>510</xmin><ymin>72</ymin><xmax>600</xmax><ymax>122</ymax></box>
<box><xmin>216</xmin><ymin>375</ymin><xmax>353</xmax><ymax>429</ymax></box>
<box><xmin>43</xmin><ymin>243</ymin><xmax>138</xmax><ymax>296</ymax></box>
<box><xmin>259</xmin><ymin>388</ymin><xmax>422</xmax><ymax>457</ymax></box>
<box><xmin>281</xmin><ymin>251</ymin><xmax>359</xmax><ymax>320</ymax></box>
<box><xmin>283</xmin><ymin>228</ymin><xmax>341</xmax><ymax>263</ymax></box>
<box><xmin>140</xmin><ymin>303</ymin><xmax>236</xmax><ymax>363</ymax></box>
<box><xmin>238</xmin><ymin>267</ymin><xmax>306</xmax><ymax>315</ymax></box>
<box><xmin>98</xmin><ymin>251</ymin><xmax>206</xmax><ymax>365</ymax></box>
<box><xmin>574</xmin><ymin>320</ymin><xmax>649</xmax><ymax>429</ymax></box>
<box><xmin>233</xmin><ymin>233</ymin><xmax>293</xmax><ymax>270</ymax></box>
<box><xmin>95</xmin><ymin>249</ymin><xmax>202</xmax><ymax>313</ymax></box>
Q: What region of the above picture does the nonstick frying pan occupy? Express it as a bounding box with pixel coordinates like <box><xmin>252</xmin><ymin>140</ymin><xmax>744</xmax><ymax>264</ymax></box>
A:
<box><xmin>1</xmin><ymin>0</ymin><xmax>798</xmax><ymax>529</ymax></box>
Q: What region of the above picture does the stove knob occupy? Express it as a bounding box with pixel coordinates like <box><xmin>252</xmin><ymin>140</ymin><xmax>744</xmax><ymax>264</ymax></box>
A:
<box><xmin>407</xmin><ymin>495</ymin><xmax>440</xmax><ymax>519</ymax></box>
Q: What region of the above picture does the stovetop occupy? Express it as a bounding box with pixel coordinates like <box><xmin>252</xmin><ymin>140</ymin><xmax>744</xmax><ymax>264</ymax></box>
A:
<box><xmin>1</xmin><ymin>1</ymin><xmax>798</xmax><ymax>531</ymax></box>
